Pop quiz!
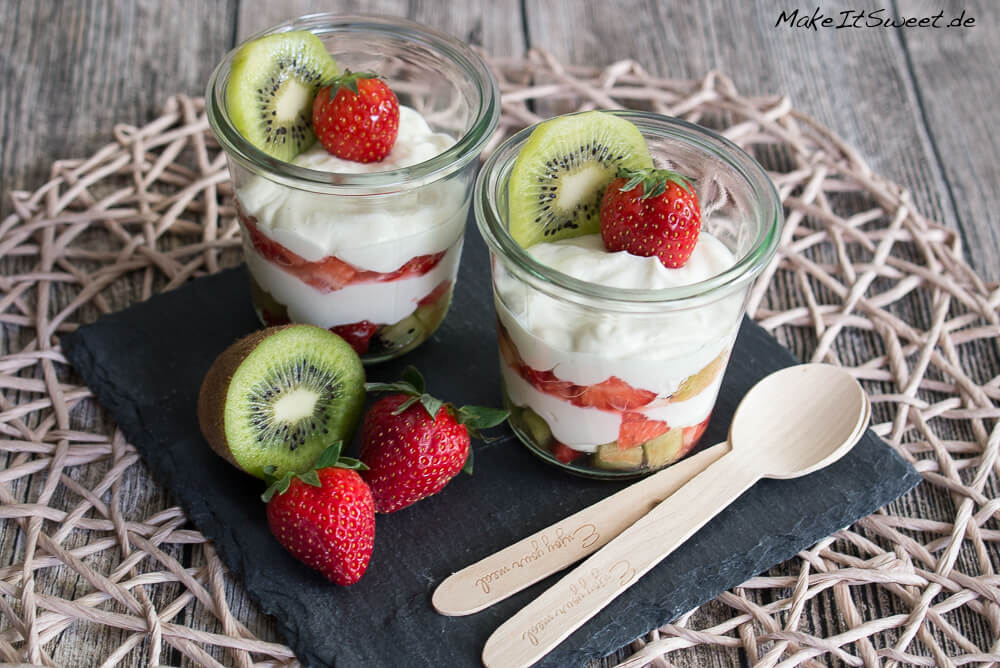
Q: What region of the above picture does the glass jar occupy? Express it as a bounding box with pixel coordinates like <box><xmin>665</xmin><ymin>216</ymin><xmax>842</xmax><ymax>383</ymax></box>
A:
<box><xmin>475</xmin><ymin>111</ymin><xmax>782</xmax><ymax>479</ymax></box>
<box><xmin>207</xmin><ymin>14</ymin><xmax>499</xmax><ymax>363</ymax></box>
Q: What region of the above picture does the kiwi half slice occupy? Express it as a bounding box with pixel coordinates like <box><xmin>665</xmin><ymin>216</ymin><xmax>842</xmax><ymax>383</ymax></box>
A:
<box><xmin>226</xmin><ymin>31</ymin><xmax>339</xmax><ymax>161</ymax></box>
<box><xmin>508</xmin><ymin>111</ymin><xmax>653</xmax><ymax>247</ymax></box>
<box><xmin>198</xmin><ymin>325</ymin><xmax>365</xmax><ymax>479</ymax></box>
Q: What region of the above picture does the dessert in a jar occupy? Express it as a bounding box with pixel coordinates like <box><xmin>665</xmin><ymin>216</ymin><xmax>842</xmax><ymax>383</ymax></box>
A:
<box><xmin>207</xmin><ymin>15</ymin><xmax>499</xmax><ymax>362</ymax></box>
<box><xmin>475</xmin><ymin>111</ymin><xmax>782</xmax><ymax>478</ymax></box>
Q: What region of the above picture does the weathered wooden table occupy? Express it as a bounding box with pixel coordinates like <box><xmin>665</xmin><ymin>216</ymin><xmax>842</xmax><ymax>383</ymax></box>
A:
<box><xmin>2</xmin><ymin>1</ymin><xmax>997</xmax><ymax>666</ymax></box>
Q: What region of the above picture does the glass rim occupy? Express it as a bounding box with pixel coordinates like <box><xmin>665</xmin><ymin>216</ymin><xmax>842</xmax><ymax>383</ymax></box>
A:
<box><xmin>474</xmin><ymin>110</ymin><xmax>783</xmax><ymax>309</ymax></box>
<box><xmin>206</xmin><ymin>13</ymin><xmax>500</xmax><ymax>195</ymax></box>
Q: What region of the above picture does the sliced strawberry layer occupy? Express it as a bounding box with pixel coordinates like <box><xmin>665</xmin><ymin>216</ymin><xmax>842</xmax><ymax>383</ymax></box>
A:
<box><xmin>240</xmin><ymin>210</ymin><xmax>445</xmax><ymax>293</ymax></box>
<box><xmin>617</xmin><ymin>412</ymin><xmax>669</xmax><ymax>449</ymax></box>
<box><xmin>497</xmin><ymin>324</ymin><xmax>656</xmax><ymax>411</ymax></box>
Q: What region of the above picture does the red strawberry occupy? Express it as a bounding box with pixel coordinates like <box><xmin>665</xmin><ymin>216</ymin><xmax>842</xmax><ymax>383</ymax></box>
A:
<box><xmin>313</xmin><ymin>70</ymin><xmax>400</xmax><ymax>163</ymax></box>
<box><xmin>600</xmin><ymin>167</ymin><xmax>701</xmax><ymax>268</ymax></box>
<box><xmin>331</xmin><ymin>320</ymin><xmax>379</xmax><ymax>355</ymax></box>
<box><xmin>262</xmin><ymin>443</ymin><xmax>374</xmax><ymax>586</ymax></box>
<box><xmin>618</xmin><ymin>412</ymin><xmax>669</xmax><ymax>449</ymax></box>
<box><xmin>360</xmin><ymin>367</ymin><xmax>508</xmax><ymax>513</ymax></box>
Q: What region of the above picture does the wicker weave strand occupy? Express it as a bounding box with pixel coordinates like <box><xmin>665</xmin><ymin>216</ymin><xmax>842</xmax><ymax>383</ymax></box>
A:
<box><xmin>0</xmin><ymin>49</ymin><xmax>998</xmax><ymax>667</ymax></box>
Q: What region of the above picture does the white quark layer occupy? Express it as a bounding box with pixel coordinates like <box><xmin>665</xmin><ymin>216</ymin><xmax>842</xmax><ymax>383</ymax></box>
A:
<box><xmin>237</xmin><ymin>106</ymin><xmax>466</xmax><ymax>273</ymax></box>
<box><xmin>495</xmin><ymin>232</ymin><xmax>742</xmax><ymax>397</ymax></box>
<box><xmin>246</xmin><ymin>238</ymin><xmax>462</xmax><ymax>328</ymax></box>
<box><xmin>501</xmin><ymin>361</ymin><xmax>721</xmax><ymax>451</ymax></box>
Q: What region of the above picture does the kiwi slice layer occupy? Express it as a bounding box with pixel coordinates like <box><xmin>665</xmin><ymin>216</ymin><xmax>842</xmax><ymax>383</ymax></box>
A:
<box><xmin>226</xmin><ymin>31</ymin><xmax>339</xmax><ymax>161</ymax></box>
<box><xmin>508</xmin><ymin>111</ymin><xmax>653</xmax><ymax>247</ymax></box>
<box><xmin>198</xmin><ymin>325</ymin><xmax>365</xmax><ymax>479</ymax></box>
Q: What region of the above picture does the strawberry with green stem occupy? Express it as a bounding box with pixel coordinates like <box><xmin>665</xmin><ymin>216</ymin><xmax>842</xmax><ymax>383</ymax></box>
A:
<box><xmin>599</xmin><ymin>167</ymin><xmax>702</xmax><ymax>268</ymax></box>
<box><xmin>312</xmin><ymin>69</ymin><xmax>400</xmax><ymax>163</ymax></box>
<box><xmin>262</xmin><ymin>442</ymin><xmax>374</xmax><ymax>585</ymax></box>
<box><xmin>360</xmin><ymin>367</ymin><xmax>509</xmax><ymax>513</ymax></box>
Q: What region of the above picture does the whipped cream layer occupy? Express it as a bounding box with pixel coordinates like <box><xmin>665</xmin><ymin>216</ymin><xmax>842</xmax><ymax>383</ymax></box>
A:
<box><xmin>494</xmin><ymin>232</ymin><xmax>742</xmax><ymax>397</ymax></box>
<box><xmin>245</xmin><ymin>237</ymin><xmax>463</xmax><ymax>328</ymax></box>
<box><xmin>236</xmin><ymin>106</ymin><xmax>466</xmax><ymax>273</ymax></box>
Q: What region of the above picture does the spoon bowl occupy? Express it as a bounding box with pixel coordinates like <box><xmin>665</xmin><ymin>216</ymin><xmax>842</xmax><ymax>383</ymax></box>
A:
<box><xmin>730</xmin><ymin>363</ymin><xmax>869</xmax><ymax>479</ymax></box>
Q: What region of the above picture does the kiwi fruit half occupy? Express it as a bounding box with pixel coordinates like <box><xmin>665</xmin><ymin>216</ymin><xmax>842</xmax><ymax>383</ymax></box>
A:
<box><xmin>508</xmin><ymin>111</ymin><xmax>653</xmax><ymax>247</ymax></box>
<box><xmin>226</xmin><ymin>31</ymin><xmax>339</xmax><ymax>161</ymax></box>
<box><xmin>198</xmin><ymin>325</ymin><xmax>365</xmax><ymax>479</ymax></box>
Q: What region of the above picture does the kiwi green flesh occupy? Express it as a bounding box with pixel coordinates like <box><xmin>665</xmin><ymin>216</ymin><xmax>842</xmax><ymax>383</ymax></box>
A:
<box><xmin>226</xmin><ymin>31</ymin><xmax>339</xmax><ymax>162</ymax></box>
<box><xmin>508</xmin><ymin>111</ymin><xmax>654</xmax><ymax>248</ymax></box>
<box><xmin>376</xmin><ymin>287</ymin><xmax>453</xmax><ymax>350</ymax></box>
<box><xmin>200</xmin><ymin>325</ymin><xmax>364</xmax><ymax>479</ymax></box>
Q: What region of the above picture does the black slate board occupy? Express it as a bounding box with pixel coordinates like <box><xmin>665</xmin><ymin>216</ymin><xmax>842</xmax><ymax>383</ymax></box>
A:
<box><xmin>62</xmin><ymin>220</ymin><xmax>921</xmax><ymax>668</ymax></box>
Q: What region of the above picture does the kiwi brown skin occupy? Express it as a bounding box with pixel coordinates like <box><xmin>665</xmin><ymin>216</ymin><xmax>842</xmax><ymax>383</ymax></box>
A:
<box><xmin>198</xmin><ymin>327</ymin><xmax>279</xmax><ymax>475</ymax></box>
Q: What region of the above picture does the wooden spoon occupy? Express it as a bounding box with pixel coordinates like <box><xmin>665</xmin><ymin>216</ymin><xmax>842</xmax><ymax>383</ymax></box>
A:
<box><xmin>433</xmin><ymin>442</ymin><xmax>729</xmax><ymax>616</ymax></box>
<box><xmin>482</xmin><ymin>364</ymin><xmax>869</xmax><ymax>668</ymax></box>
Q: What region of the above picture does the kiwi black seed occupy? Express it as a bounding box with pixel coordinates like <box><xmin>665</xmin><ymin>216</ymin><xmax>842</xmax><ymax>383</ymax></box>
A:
<box><xmin>198</xmin><ymin>325</ymin><xmax>365</xmax><ymax>479</ymax></box>
<box><xmin>508</xmin><ymin>111</ymin><xmax>653</xmax><ymax>247</ymax></box>
<box><xmin>225</xmin><ymin>31</ymin><xmax>340</xmax><ymax>162</ymax></box>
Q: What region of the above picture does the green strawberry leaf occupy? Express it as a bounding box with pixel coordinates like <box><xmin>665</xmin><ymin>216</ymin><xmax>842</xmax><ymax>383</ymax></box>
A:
<box><xmin>326</xmin><ymin>69</ymin><xmax>380</xmax><ymax>99</ymax></box>
<box><xmin>457</xmin><ymin>405</ymin><xmax>510</xmax><ymax>430</ymax></box>
<box><xmin>313</xmin><ymin>441</ymin><xmax>344</xmax><ymax>469</ymax></box>
<box><xmin>336</xmin><ymin>456</ymin><xmax>368</xmax><ymax>471</ymax></box>
<box><xmin>401</xmin><ymin>366</ymin><xmax>425</xmax><ymax>394</ymax></box>
<box><xmin>392</xmin><ymin>395</ymin><xmax>421</xmax><ymax>415</ymax></box>
<box><xmin>462</xmin><ymin>447</ymin><xmax>475</xmax><ymax>475</ymax></box>
<box><xmin>419</xmin><ymin>395</ymin><xmax>444</xmax><ymax>419</ymax></box>
<box><xmin>365</xmin><ymin>381</ymin><xmax>420</xmax><ymax>395</ymax></box>
<box><xmin>615</xmin><ymin>166</ymin><xmax>695</xmax><ymax>199</ymax></box>
<box><xmin>298</xmin><ymin>470</ymin><xmax>322</xmax><ymax>488</ymax></box>
<box><xmin>261</xmin><ymin>471</ymin><xmax>295</xmax><ymax>503</ymax></box>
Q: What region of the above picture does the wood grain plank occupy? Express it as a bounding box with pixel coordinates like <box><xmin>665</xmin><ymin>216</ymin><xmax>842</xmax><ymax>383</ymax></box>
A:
<box><xmin>236</xmin><ymin>0</ymin><xmax>525</xmax><ymax>55</ymax></box>
<box><xmin>893</xmin><ymin>0</ymin><xmax>999</xmax><ymax>280</ymax></box>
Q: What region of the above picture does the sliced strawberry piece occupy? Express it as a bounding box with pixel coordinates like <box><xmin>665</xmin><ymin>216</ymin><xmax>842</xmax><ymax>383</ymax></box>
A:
<box><xmin>242</xmin><ymin>214</ymin><xmax>307</xmax><ymax>268</ymax></box>
<box><xmin>576</xmin><ymin>376</ymin><xmax>656</xmax><ymax>411</ymax></box>
<box><xmin>331</xmin><ymin>321</ymin><xmax>379</xmax><ymax>355</ymax></box>
<box><xmin>309</xmin><ymin>256</ymin><xmax>358</xmax><ymax>291</ymax></box>
<box><xmin>618</xmin><ymin>412</ymin><xmax>669</xmax><ymax>449</ymax></box>
<box><xmin>682</xmin><ymin>414</ymin><xmax>711</xmax><ymax>452</ymax></box>
<box><xmin>551</xmin><ymin>441</ymin><xmax>584</xmax><ymax>464</ymax></box>
<box><xmin>395</xmin><ymin>251</ymin><xmax>447</xmax><ymax>280</ymax></box>
<box><xmin>418</xmin><ymin>280</ymin><xmax>452</xmax><ymax>307</ymax></box>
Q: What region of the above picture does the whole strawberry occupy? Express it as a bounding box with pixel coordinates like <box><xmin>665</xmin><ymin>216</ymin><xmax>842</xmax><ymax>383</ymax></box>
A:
<box><xmin>360</xmin><ymin>367</ymin><xmax>508</xmax><ymax>513</ymax></box>
<box><xmin>262</xmin><ymin>443</ymin><xmax>374</xmax><ymax>585</ymax></box>
<box><xmin>599</xmin><ymin>167</ymin><xmax>701</xmax><ymax>268</ymax></box>
<box><xmin>312</xmin><ymin>69</ymin><xmax>399</xmax><ymax>162</ymax></box>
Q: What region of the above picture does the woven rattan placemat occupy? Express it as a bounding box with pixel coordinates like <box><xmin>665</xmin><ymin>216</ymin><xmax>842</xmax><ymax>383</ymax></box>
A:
<box><xmin>1</xmin><ymin>50</ymin><xmax>998</xmax><ymax>667</ymax></box>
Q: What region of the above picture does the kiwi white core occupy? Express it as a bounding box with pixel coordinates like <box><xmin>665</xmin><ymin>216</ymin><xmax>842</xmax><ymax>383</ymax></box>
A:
<box><xmin>276</xmin><ymin>79</ymin><xmax>311</xmax><ymax>123</ymax></box>
<box><xmin>272</xmin><ymin>387</ymin><xmax>320</xmax><ymax>422</ymax></box>
<box><xmin>555</xmin><ymin>164</ymin><xmax>612</xmax><ymax>212</ymax></box>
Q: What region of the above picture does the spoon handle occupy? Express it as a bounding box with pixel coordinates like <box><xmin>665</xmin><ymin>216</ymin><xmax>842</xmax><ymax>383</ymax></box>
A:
<box><xmin>482</xmin><ymin>449</ymin><xmax>759</xmax><ymax>668</ymax></box>
<box><xmin>433</xmin><ymin>443</ymin><xmax>729</xmax><ymax>616</ymax></box>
